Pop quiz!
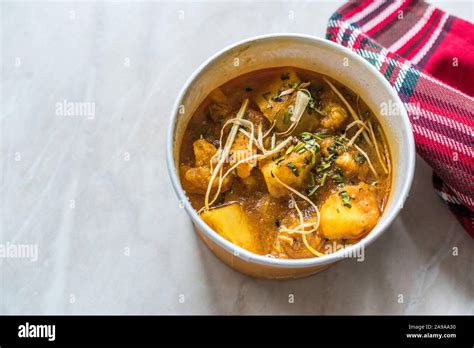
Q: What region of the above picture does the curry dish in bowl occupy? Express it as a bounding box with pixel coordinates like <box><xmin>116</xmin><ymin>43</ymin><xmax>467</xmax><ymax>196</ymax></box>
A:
<box><xmin>178</xmin><ymin>67</ymin><xmax>391</xmax><ymax>259</ymax></box>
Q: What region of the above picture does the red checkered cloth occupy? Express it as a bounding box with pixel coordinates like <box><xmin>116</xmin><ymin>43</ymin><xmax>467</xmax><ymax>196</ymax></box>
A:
<box><xmin>326</xmin><ymin>0</ymin><xmax>474</xmax><ymax>236</ymax></box>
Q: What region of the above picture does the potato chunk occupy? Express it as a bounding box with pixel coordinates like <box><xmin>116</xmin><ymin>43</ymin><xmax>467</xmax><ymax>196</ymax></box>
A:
<box><xmin>230</xmin><ymin>133</ymin><xmax>255</xmax><ymax>179</ymax></box>
<box><xmin>253</xmin><ymin>70</ymin><xmax>321</xmax><ymax>134</ymax></box>
<box><xmin>259</xmin><ymin>150</ymin><xmax>315</xmax><ymax>198</ymax></box>
<box><xmin>181</xmin><ymin>139</ymin><xmax>232</xmax><ymax>194</ymax></box>
<box><xmin>253</xmin><ymin>70</ymin><xmax>300</xmax><ymax>124</ymax></box>
<box><xmin>320</xmin><ymin>184</ymin><xmax>380</xmax><ymax>240</ymax></box>
<box><xmin>321</xmin><ymin>101</ymin><xmax>348</xmax><ymax>130</ymax></box>
<box><xmin>201</xmin><ymin>204</ymin><xmax>262</xmax><ymax>254</ymax></box>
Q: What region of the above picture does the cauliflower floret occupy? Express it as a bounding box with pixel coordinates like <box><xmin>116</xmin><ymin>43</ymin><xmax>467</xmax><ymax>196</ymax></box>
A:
<box><xmin>321</xmin><ymin>101</ymin><xmax>348</xmax><ymax>130</ymax></box>
<box><xmin>334</xmin><ymin>151</ymin><xmax>370</xmax><ymax>180</ymax></box>
<box><xmin>320</xmin><ymin>183</ymin><xmax>381</xmax><ymax>240</ymax></box>
<box><xmin>183</xmin><ymin>166</ymin><xmax>222</xmax><ymax>194</ymax></box>
<box><xmin>319</xmin><ymin>137</ymin><xmax>334</xmax><ymax>157</ymax></box>
<box><xmin>259</xmin><ymin>150</ymin><xmax>315</xmax><ymax>198</ymax></box>
<box><xmin>335</xmin><ymin>152</ymin><xmax>358</xmax><ymax>176</ymax></box>
<box><xmin>181</xmin><ymin>139</ymin><xmax>232</xmax><ymax>194</ymax></box>
<box><xmin>193</xmin><ymin>139</ymin><xmax>216</xmax><ymax>167</ymax></box>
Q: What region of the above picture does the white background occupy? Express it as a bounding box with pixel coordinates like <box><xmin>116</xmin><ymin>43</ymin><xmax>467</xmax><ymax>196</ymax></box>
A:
<box><xmin>1</xmin><ymin>0</ymin><xmax>473</xmax><ymax>314</ymax></box>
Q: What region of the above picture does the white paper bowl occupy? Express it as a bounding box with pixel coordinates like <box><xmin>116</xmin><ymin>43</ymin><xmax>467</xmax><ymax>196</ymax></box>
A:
<box><xmin>167</xmin><ymin>34</ymin><xmax>415</xmax><ymax>279</ymax></box>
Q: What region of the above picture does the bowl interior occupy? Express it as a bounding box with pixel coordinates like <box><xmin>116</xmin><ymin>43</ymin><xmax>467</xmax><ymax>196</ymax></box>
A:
<box><xmin>169</xmin><ymin>35</ymin><xmax>414</xmax><ymax>267</ymax></box>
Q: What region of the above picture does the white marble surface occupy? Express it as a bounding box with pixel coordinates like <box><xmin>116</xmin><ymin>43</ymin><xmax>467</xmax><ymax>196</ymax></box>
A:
<box><xmin>1</xmin><ymin>1</ymin><xmax>473</xmax><ymax>315</ymax></box>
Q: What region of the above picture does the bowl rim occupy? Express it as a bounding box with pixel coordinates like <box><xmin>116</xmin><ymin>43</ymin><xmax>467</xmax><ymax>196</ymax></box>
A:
<box><xmin>166</xmin><ymin>33</ymin><xmax>416</xmax><ymax>268</ymax></box>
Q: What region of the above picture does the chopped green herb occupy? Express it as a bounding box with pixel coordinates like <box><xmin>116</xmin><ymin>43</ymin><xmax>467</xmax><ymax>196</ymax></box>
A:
<box><xmin>321</xmin><ymin>172</ymin><xmax>328</xmax><ymax>186</ymax></box>
<box><xmin>283</xmin><ymin>112</ymin><xmax>290</xmax><ymax>124</ymax></box>
<box><xmin>293</xmin><ymin>142</ymin><xmax>305</xmax><ymax>153</ymax></box>
<box><xmin>340</xmin><ymin>191</ymin><xmax>352</xmax><ymax>208</ymax></box>
<box><xmin>299</xmin><ymin>134</ymin><xmax>320</xmax><ymax>152</ymax></box>
<box><xmin>307</xmin><ymin>97</ymin><xmax>325</xmax><ymax>117</ymax></box>
<box><xmin>313</xmin><ymin>131</ymin><xmax>331</xmax><ymax>139</ymax></box>
<box><xmin>353</xmin><ymin>154</ymin><xmax>366</xmax><ymax>164</ymax></box>
<box><xmin>325</xmin><ymin>153</ymin><xmax>336</xmax><ymax>162</ymax></box>
<box><xmin>307</xmin><ymin>185</ymin><xmax>319</xmax><ymax>197</ymax></box>
<box><xmin>310</xmin><ymin>148</ymin><xmax>317</xmax><ymax>165</ymax></box>
<box><xmin>333</xmin><ymin>137</ymin><xmax>348</xmax><ymax>151</ymax></box>
<box><xmin>299</xmin><ymin>132</ymin><xmax>315</xmax><ymax>141</ymax></box>
<box><xmin>309</xmin><ymin>172</ymin><xmax>316</xmax><ymax>187</ymax></box>
<box><xmin>306</xmin><ymin>141</ymin><xmax>320</xmax><ymax>151</ymax></box>
<box><xmin>285</xmin><ymin>145</ymin><xmax>295</xmax><ymax>155</ymax></box>
<box><xmin>332</xmin><ymin>173</ymin><xmax>344</xmax><ymax>182</ymax></box>
<box><xmin>317</xmin><ymin>162</ymin><xmax>331</xmax><ymax>172</ymax></box>
<box><xmin>286</xmin><ymin>162</ymin><xmax>300</xmax><ymax>177</ymax></box>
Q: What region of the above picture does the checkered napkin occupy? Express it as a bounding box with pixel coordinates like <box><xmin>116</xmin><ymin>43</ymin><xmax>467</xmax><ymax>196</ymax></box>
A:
<box><xmin>326</xmin><ymin>0</ymin><xmax>474</xmax><ymax>236</ymax></box>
